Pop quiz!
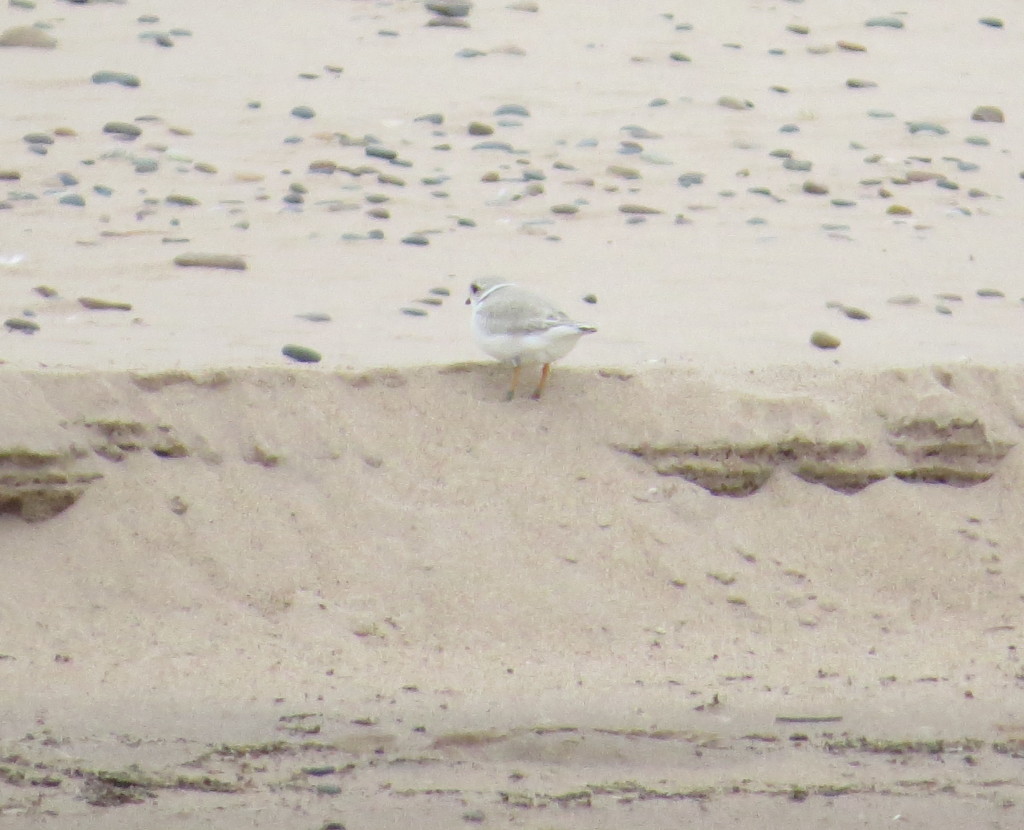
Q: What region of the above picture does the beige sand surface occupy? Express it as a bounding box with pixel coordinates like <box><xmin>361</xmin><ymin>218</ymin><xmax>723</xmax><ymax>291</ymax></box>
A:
<box><xmin>2</xmin><ymin>1</ymin><xmax>1024</xmax><ymax>827</ymax></box>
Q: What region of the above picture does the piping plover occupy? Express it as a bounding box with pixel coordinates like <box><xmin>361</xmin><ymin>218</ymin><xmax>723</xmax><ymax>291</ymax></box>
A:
<box><xmin>466</xmin><ymin>278</ymin><xmax>597</xmax><ymax>400</ymax></box>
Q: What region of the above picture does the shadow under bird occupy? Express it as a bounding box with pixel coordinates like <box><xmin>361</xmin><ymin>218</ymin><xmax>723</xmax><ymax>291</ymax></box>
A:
<box><xmin>466</xmin><ymin>278</ymin><xmax>597</xmax><ymax>400</ymax></box>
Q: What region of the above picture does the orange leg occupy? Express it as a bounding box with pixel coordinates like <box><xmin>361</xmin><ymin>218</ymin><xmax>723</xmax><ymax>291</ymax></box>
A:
<box><xmin>531</xmin><ymin>363</ymin><xmax>551</xmax><ymax>400</ymax></box>
<box><xmin>505</xmin><ymin>364</ymin><xmax>522</xmax><ymax>401</ymax></box>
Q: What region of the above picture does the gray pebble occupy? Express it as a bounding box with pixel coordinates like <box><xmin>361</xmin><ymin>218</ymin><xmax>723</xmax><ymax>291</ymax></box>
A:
<box><xmin>134</xmin><ymin>158</ymin><xmax>159</xmax><ymax>173</ymax></box>
<box><xmin>979</xmin><ymin>17</ymin><xmax>1003</xmax><ymax>28</ymax></box>
<box><xmin>166</xmin><ymin>194</ymin><xmax>200</xmax><ymax>206</ymax></box>
<box><xmin>59</xmin><ymin>193</ymin><xmax>85</xmax><ymax>206</ymax></box>
<box><xmin>468</xmin><ymin>121</ymin><xmax>493</xmax><ymax>136</ymax></box>
<box><xmin>291</xmin><ymin>105</ymin><xmax>315</xmax><ymax>119</ymax></box>
<box><xmin>977</xmin><ymin>288</ymin><xmax>1005</xmax><ymax>298</ymax></box>
<box><xmin>415</xmin><ymin>113</ymin><xmax>444</xmax><ymax>125</ymax></box>
<box><xmin>417</xmin><ymin>297</ymin><xmax>443</xmax><ymax>306</ymax></box>
<box><xmin>93</xmin><ymin>185</ymin><xmax>113</xmax><ymax>196</ymax></box>
<box><xmin>282</xmin><ymin>192</ymin><xmax>304</xmax><ymax>205</ymax></box>
<box><xmin>551</xmin><ymin>204</ymin><xmax>579</xmax><ymax>215</ymax></box>
<box><xmin>427</xmin><ymin>17</ymin><xmax>469</xmax><ymax>28</ymax></box>
<box><xmin>622</xmin><ymin>125</ymin><xmax>661</xmax><ymax>139</ymax></box>
<box><xmin>296</xmin><ymin>312</ymin><xmax>332</xmax><ymax>322</ymax></box>
<box><xmin>677</xmin><ymin>172</ymin><xmax>704</xmax><ymax>187</ymax></box>
<box><xmin>865</xmin><ymin>16</ymin><xmax>904</xmax><ymax>28</ymax></box>
<box><xmin>867</xmin><ymin>109</ymin><xmax>895</xmax><ymax>118</ymax></box>
<box><xmin>23</xmin><ymin>132</ymin><xmax>53</xmax><ymax>144</ymax></box>
<box><xmin>366</xmin><ymin>145</ymin><xmax>397</xmax><ymax>160</ymax></box>
<box><xmin>103</xmin><ymin>121</ymin><xmax>142</xmax><ymax>139</ymax></box>
<box><xmin>618</xmin><ymin>141</ymin><xmax>643</xmax><ymax>155</ymax></box>
<box><xmin>887</xmin><ymin>294</ymin><xmax>920</xmax><ymax>305</ymax></box>
<box><xmin>58</xmin><ymin>172</ymin><xmax>79</xmax><ymax>186</ymax></box>
<box><xmin>455</xmin><ymin>48</ymin><xmax>485</xmax><ymax>58</ymax></box>
<box><xmin>831</xmin><ymin>198</ymin><xmax>857</xmax><ymax>207</ymax></box>
<box><xmin>494</xmin><ymin>104</ymin><xmax>529</xmax><ymax>117</ymax></box>
<box><xmin>472</xmin><ymin>140</ymin><xmax>515</xmax><ymax>152</ymax></box>
<box><xmin>402</xmin><ymin>233</ymin><xmax>429</xmax><ymax>245</ymax></box>
<box><xmin>282</xmin><ymin>344</ymin><xmax>321</xmax><ymax>363</ymax></box>
<box><xmin>401</xmin><ymin>307</ymin><xmax>428</xmax><ymax>316</ymax></box>
<box><xmin>783</xmin><ymin>158</ymin><xmax>812</xmax><ymax>171</ymax></box>
<box><xmin>649</xmin><ymin>97</ymin><xmax>668</xmax><ymax>107</ymax></box>
<box><xmin>91</xmin><ymin>70</ymin><xmax>141</xmax><ymax>87</ymax></box>
<box><xmin>964</xmin><ymin>136</ymin><xmax>989</xmax><ymax>146</ymax></box>
<box><xmin>846</xmin><ymin>78</ymin><xmax>877</xmax><ymax>88</ymax></box>
<box><xmin>427</xmin><ymin>0</ymin><xmax>472</xmax><ymax>16</ymax></box>
<box><xmin>669</xmin><ymin>51</ymin><xmax>691</xmax><ymax>62</ymax></box>
<box><xmin>803</xmin><ymin>181</ymin><xmax>828</xmax><ymax>195</ymax></box>
<box><xmin>608</xmin><ymin>165</ymin><xmax>641</xmax><ymax>179</ymax></box>
<box><xmin>906</xmin><ymin>121</ymin><xmax>947</xmax><ymax>135</ymax></box>
<box><xmin>377</xmin><ymin>173</ymin><xmax>405</xmax><ymax>186</ymax></box>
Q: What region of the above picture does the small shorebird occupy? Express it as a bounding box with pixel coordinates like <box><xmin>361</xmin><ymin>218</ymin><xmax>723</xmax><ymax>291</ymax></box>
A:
<box><xmin>466</xmin><ymin>278</ymin><xmax>597</xmax><ymax>400</ymax></box>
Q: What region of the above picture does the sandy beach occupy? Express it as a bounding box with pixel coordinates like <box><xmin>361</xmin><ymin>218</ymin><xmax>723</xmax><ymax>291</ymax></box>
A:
<box><xmin>2</xmin><ymin>1</ymin><xmax>1024</xmax><ymax>827</ymax></box>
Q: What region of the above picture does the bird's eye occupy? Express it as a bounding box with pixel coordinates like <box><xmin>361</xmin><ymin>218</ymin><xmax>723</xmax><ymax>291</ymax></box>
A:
<box><xmin>470</xmin><ymin>282</ymin><xmax>480</xmax><ymax>294</ymax></box>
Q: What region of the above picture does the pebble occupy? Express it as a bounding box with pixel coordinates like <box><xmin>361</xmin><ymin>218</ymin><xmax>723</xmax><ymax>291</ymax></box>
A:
<box><xmin>92</xmin><ymin>70</ymin><xmax>141</xmax><ymax>87</ymax></box>
<box><xmin>607</xmin><ymin>165</ymin><xmax>640</xmax><ymax>179</ymax></box>
<box><xmin>718</xmin><ymin>96</ymin><xmax>753</xmax><ymax>110</ymax></box>
<box><xmin>551</xmin><ymin>204</ymin><xmax>579</xmax><ymax>215</ymax></box>
<box><xmin>786</xmin><ymin>24</ymin><xmax>809</xmax><ymax>35</ymax></box>
<box><xmin>427</xmin><ymin>17</ymin><xmax>469</xmax><ymax>28</ymax></box>
<box><xmin>296</xmin><ymin>312</ymin><xmax>332</xmax><ymax>322</ymax></box>
<box><xmin>782</xmin><ymin>158</ymin><xmax>812</xmax><ymax>171</ymax></box>
<box><xmin>103</xmin><ymin>121</ymin><xmax>142</xmax><ymax>139</ymax></box>
<box><xmin>415</xmin><ymin>113</ymin><xmax>444</xmax><ymax>125</ymax></box>
<box><xmin>472</xmin><ymin>140</ymin><xmax>515</xmax><ymax>152</ymax></box>
<box><xmin>455</xmin><ymin>47</ymin><xmax>485</xmax><ymax>57</ymax></box>
<box><xmin>907</xmin><ymin>121</ymin><xmax>947</xmax><ymax>135</ymax></box>
<box><xmin>846</xmin><ymin>78</ymin><xmax>877</xmax><ymax>88</ymax></box>
<box><xmin>166</xmin><ymin>194</ymin><xmax>200</xmax><ymax>206</ymax></box>
<box><xmin>402</xmin><ymin>233</ymin><xmax>429</xmax><ymax>245</ymax></box>
<box><xmin>619</xmin><ymin>204</ymin><xmax>662</xmax><ymax>215</ymax></box>
<box><xmin>173</xmin><ymin>252</ymin><xmax>247</xmax><ymax>270</ymax></box>
<box><xmin>291</xmin><ymin>106</ymin><xmax>316</xmax><ymax>119</ymax></box>
<box><xmin>365</xmin><ymin>145</ymin><xmax>397</xmax><ymax>160</ymax></box>
<box><xmin>0</xmin><ymin>26</ymin><xmax>57</xmax><ymax>48</ymax></box>
<box><xmin>282</xmin><ymin>344</ymin><xmax>322</xmax><ymax>363</ymax></box>
<box><xmin>134</xmin><ymin>158</ymin><xmax>159</xmax><ymax>173</ymax></box>
<box><xmin>979</xmin><ymin>17</ymin><xmax>1003</xmax><ymax>28</ymax></box>
<box><xmin>79</xmin><ymin>297</ymin><xmax>132</xmax><ymax>311</ymax></box>
<box><xmin>59</xmin><ymin>193</ymin><xmax>85</xmax><ymax>206</ymax></box>
<box><xmin>886</xmin><ymin>205</ymin><xmax>912</xmax><ymax>215</ymax></box>
<box><xmin>837</xmin><ymin>40</ymin><xmax>866</xmax><ymax>51</ymax></box>
<box><xmin>377</xmin><ymin>173</ymin><xmax>405</xmax><ymax>186</ymax></box>
<box><xmin>494</xmin><ymin>104</ymin><xmax>528</xmax><ymax>117</ymax></box>
<box><xmin>467</xmin><ymin>122</ymin><xmax>493</xmax><ymax>136</ymax></box>
<box><xmin>964</xmin><ymin>136</ymin><xmax>989</xmax><ymax>146</ymax></box>
<box><xmin>427</xmin><ymin>0</ymin><xmax>472</xmax><ymax>16</ymax></box>
<box><xmin>23</xmin><ymin>133</ymin><xmax>53</xmax><ymax>145</ymax></box>
<box><xmin>4</xmin><ymin>317</ymin><xmax>39</xmax><ymax>333</ymax></box>
<box><xmin>887</xmin><ymin>294</ymin><xmax>920</xmax><ymax>305</ymax></box>
<box><xmin>401</xmin><ymin>307</ymin><xmax>428</xmax><ymax>316</ymax></box>
<box><xmin>977</xmin><ymin>288</ymin><xmax>1004</xmax><ymax>298</ymax></box>
<box><xmin>865</xmin><ymin>16</ymin><xmax>904</xmax><ymax>29</ymax></box>
<box><xmin>810</xmin><ymin>331</ymin><xmax>840</xmax><ymax>349</ymax></box>
<box><xmin>971</xmin><ymin>105</ymin><xmax>1004</xmax><ymax>123</ymax></box>
<box><xmin>803</xmin><ymin>181</ymin><xmax>829</xmax><ymax>195</ymax></box>
<box><xmin>867</xmin><ymin>109</ymin><xmax>895</xmax><ymax>118</ymax></box>
<box><xmin>669</xmin><ymin>52</ymin><xmax>691</xmax><ymax>62</ymax></box>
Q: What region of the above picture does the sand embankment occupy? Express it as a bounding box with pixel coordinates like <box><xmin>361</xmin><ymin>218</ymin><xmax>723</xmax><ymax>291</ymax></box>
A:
<box><xmin>2</xmin><ymin>364</ymin><xmax>1023</xmax><ymax>826</ymax></box>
